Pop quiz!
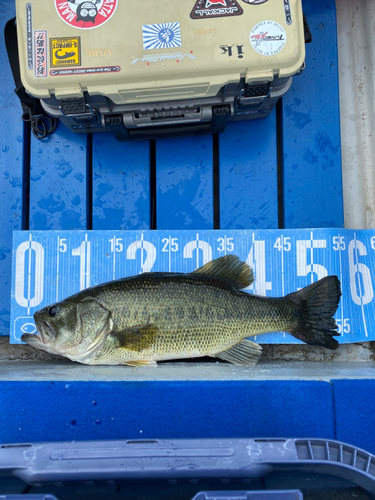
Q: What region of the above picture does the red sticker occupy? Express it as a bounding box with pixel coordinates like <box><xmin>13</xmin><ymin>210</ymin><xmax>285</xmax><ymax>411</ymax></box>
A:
<box><xmin>190</xmin><ymin>0</ymin><xmax>243</xmax><ymax>19</ymax></box>
<box><xmin>55</xmin><ymin>0</ymin><xmax>118</xmax><ymax>30</ymax></box>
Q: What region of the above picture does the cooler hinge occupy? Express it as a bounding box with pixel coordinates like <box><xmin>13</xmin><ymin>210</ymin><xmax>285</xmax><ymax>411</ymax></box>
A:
<box><xmin>104</xmin><ymin>114</ymin><xmax>130</xmax><ymax>141</ymax></box>
<box><xmin>211</xmin><ymin>104</ymin><xmax>231</xmax><ymax>134</ymax></box>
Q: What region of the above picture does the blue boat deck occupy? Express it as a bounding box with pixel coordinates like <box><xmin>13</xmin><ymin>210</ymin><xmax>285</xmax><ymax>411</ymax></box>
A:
<box><xmin>1</xmin><ymin>0</ymin><xmax>373</xmax><ymax>458</ymax></box>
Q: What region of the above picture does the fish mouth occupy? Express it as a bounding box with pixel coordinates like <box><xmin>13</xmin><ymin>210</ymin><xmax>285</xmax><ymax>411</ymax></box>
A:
<box><xmin>22</xmin><ymin>316</ymin><xmax>56</xmax><ymax>346</ymax></box>
<box><xmin>21</xmin><ymin>333</ymin><xmax>43</xmax><ymax>347</ymax></box>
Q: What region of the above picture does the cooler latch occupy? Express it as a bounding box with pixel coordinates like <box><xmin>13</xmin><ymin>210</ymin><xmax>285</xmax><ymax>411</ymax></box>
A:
<box><xmin>59</xmin><ymin>97</ymin><xmax>86</xmax><ymax>115</ymax></box>
<box><xmin>59</xmin><ymin>98</ymin><xmax>100</xmax><ymax>126</ymax></box>
<box><xmin>237</xmin><ymin>82</ymin><xmax>271</xmax><ymax>107</ymax></box>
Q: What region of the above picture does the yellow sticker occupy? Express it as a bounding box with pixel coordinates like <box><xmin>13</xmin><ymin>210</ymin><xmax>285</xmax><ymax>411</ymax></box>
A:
<box><xmin>50</xmin><ymin>37</ymin><xmax>80</xmax><ymax>68</ymax></box>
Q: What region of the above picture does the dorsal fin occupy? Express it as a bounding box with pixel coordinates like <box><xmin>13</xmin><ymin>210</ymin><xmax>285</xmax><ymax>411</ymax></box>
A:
<box><xmin>192</xmin><ymin>255</ymin><xmax>254</xmax><ymax>289</ymax></box>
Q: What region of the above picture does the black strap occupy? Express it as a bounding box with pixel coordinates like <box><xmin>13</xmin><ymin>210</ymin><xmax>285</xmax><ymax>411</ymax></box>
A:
<box><xmin>303</xmin><ymin>13</ymin><xmax>313</xmax><ymax>44</ymax></box>
<box><xmin>4</xmin><ymin>17</ymin><xmax>57</xmax><ymax>139</ymax></box>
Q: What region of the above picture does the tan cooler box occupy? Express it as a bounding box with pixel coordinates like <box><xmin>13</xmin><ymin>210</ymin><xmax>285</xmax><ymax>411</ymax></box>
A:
<box><xmin>11</xmin><ymin>0</ymin><xmax>308</xmax><ymax>140</ymax></box>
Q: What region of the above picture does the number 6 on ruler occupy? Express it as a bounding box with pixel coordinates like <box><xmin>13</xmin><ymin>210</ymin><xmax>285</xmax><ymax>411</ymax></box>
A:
<box><xmin>15</xmin><ymin>239</ymin><xmax>44</xmax><ymax>312</ymax></box>
<box><xmin>348</xmin><ymin>238</ymin><xmax>374</xmax><ymax>306</ymax></box>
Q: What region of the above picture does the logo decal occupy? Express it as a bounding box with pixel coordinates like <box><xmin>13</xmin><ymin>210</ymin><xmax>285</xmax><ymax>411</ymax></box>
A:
<box><xmin>51</xmin><ymin>37</ymin><xmax>81</xmax><ymax>67</ymax></box>
<box><xmin>142</xmin><ymin>22</ymin><xmax>181</xmax><ymax>50</ymax></box>
<box><xmin>283</xmin><ymin>0</ymin><xmax>292</xmax><ymax>25</ymax></box>
<box><xmin>220</xmin><ymin>44</ymin><xmax>244</xmax><ymax>58</ymax></box>
<box><xmin>250</xmin><ymin>20</ymin><xmax>286</xmax><ymax>56</ymax></box>
<box><xmin>55</xmin><ymin>0</ymin><xmax>118</xmax><ymax>30</ymax></box>
<box><xmin>50</xmin><ymin>65</ymin><xmax>120</xmax><ymax>76</ymax></box>
<box><xmin>131</xmin><ymin>52</ymin><xmax>197</xmax><ymax>65</ymax></box>
<box><xmin>241</xmin><ymin>0</ymin><xmax>268</xmax><ymax>4</ymax></box>
<box><xmin>190</xmin><ymin>0</ymin><xmax>243</xmax><ymax>19</ymax></box>
<box><xmin>26</xmin><ymin>3</ymin><xmax>33</xmax><ymax>69</ymax></box>
<box><xmin>34</xmin><ymin>30</ymin><xmax>47</xmax><ymax>77</ymax></box>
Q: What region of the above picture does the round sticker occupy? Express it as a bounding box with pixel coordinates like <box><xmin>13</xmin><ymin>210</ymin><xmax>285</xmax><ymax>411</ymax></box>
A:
<box><xmin>250</xmin><ymin>20</ymin><xmax>286</xmax><ymax>56</ymax></box>
<box><xmin>55</xmin><ymin>0</ymin><xmax>118</xmax><ymax>30</ymax></box>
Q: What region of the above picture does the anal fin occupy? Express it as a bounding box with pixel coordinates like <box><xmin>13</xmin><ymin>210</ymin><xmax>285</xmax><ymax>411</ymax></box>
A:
<box><xmin>123</xmin><ymin>360</ymin><xmax>157</xmax><ymax>367</ymax></box>
<box><xmin>214</xmin><ymin>339</ymin><xmax>262</xmax><ymax>366</ymax></box>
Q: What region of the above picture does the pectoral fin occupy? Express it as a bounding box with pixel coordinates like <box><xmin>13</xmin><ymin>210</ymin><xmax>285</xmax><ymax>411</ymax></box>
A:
<box><xmin>110</xmin><ymin>324</ymin><xmax>159</xmax><ymax>352</ymax></box>
<box><xmin>214</xmin><ymin>339</ymin><xmax>262</xmax><ymax>366</ymax></box>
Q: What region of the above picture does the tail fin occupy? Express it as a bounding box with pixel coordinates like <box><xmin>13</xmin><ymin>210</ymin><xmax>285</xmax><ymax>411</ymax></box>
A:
<box><xmin>287</xmin><ymin>276</ymin><xmax>341</xmax><ymax>350</ymax></box>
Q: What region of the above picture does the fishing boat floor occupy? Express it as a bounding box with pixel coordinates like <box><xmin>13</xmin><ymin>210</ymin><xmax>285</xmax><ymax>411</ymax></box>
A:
<box><xmin>1</xmin><ymin>0</ymin><xmax>375</xmax><ymax>458</ymax></box>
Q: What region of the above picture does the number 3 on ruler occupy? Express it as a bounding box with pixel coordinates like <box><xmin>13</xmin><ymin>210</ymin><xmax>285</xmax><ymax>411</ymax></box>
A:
<box><xmin>15</xmin><ymin>238</ymin><xmax>44</xmax><ymax>312</ymax></box>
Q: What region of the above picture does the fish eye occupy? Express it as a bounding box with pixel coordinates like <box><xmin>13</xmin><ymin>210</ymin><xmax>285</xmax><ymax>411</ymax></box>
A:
<box><xmin>48</xmin><ymin>305</ymin><xmax>60</xmax><ymax>317</ymax></box>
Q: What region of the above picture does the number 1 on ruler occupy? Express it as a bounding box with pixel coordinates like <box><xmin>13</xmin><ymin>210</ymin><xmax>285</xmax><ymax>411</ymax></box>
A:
<box><xmin>72</xmin><ymin>235</ymin><xmax>91</xmax><ymax>291</ymax></box>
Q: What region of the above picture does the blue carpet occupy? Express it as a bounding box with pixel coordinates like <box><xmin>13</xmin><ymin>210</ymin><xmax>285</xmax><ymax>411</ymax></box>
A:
<box><xmin>332</xmin><ymin>379</ymin><xmax>375</xmax><ymax>455</ymax></box>
<box><xmin>0</xmin><ymin>380</ymin><xmax>334</xmax><ymax>443</ymax></box>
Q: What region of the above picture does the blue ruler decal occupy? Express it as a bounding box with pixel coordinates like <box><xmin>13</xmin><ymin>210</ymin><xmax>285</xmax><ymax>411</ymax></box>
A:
<box><xmin>10</xmin><ymin>229</ymin><xmax>375</xmax><ymax>344</ymax></box>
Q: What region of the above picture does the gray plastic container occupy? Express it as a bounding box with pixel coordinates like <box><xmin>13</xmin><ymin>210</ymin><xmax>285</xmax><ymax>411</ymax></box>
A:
<box><xmin>0</xmin><ymin>438</ymin><xmax>374</xmax><ymax>498</ymax></box>
<box><xmin>0</xmin><ymin>492</ymin><xmax>303</xmax><ymax>500</ymax></box>
<box><xmin>191</xmin><ymin>492</ymin><xmax>303</xmax><ymax>499</ymax></box>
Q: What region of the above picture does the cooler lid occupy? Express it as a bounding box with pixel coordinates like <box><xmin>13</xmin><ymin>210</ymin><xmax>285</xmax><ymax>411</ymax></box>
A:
<box><xmin>16</xmin><ymin>0</ymin><xmax>305</xmax><ymax>105</ymax></box>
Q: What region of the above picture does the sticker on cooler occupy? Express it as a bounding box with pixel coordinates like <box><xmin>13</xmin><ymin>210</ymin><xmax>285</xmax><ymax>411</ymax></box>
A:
<box><xmin>26</xmin><ymin>3</ymin><xmax>33</xmax><ymax>70</ymax></box>
<box><xmin>142</xmin><ymin>23</ymin><xmax>182</xmax><ymax>50</ymax></box>
<box><xmin>34</xmin><ymin>30</ymin><xmax>47</xmax><ymax>77</ymax></box>
<box><xmin>241</xmin><ymin>0</ymin><xmax>268</xmax><ymax>4</ymax></box>
<box><xmin>250</xmin><ymin>20</ymin><xmax>287</xmax><ymax>56</ymax></box>
<box><xmin>51</xmin><ymin>37</ymin><xmax>81</xmax><ymax>68</ymax></box>
<box><xmin>50</xmin><ymin>65</ymin><xmax>120</xmax><ymax>75</ymax></box>
<box><xmin>190</xmin><ymin>0</ymin><xmax>243</xmax><ymax>19</ymax></box>
<box><xmin>55</xmin><ymin>0</ymin><xmax>118</xmax><ymax>30</ymax></box>
<box><xmin>283</xmin><ymin>0</ymin><xmax>292</xmax><ymax>25</ymax></box>
<box><xmin>131</xmin><ymin>53</ymin><xmax>196</xmax><ymax>65</ymax></box>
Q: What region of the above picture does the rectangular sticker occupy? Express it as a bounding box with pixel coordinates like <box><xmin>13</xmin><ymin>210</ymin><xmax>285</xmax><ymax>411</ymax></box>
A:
<box><xmin>10</xmin><ymin>228</ymin><xmax>375</xmax><ymax>345</ymax></box>
<box><xmin>283</xmin><ymin>0</ymin><xmax>292</xmax><ymax>25</ymax></box>
<box><xmin>26</xmin><ymin>3</ymin><xmax>33</xmax><ymax>69</ymax></box>
<box><xmin>50</xmin><ymin>37</ymin><xmax>81</xmax><ymax>68</ymax></box>
<box><xmin>50</xmin><ymin>65</ymin><xmax>120</xmax><ymax>76</ymax></box>
<box><xmin>34</xmin><ymin>30</ymin><xmax>47</xmax><ymax>77</ymax></box>
<box><xmin>142</xmin><ymin>22</ymin><xmax>181</xmax><ymax>50</ymax></box>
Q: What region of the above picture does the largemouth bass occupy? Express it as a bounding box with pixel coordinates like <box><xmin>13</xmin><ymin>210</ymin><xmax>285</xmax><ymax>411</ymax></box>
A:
<box><xmin>22</xmin><ymin>255</ymin><xmax>341</xmax><ymax>366</ymax></box>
